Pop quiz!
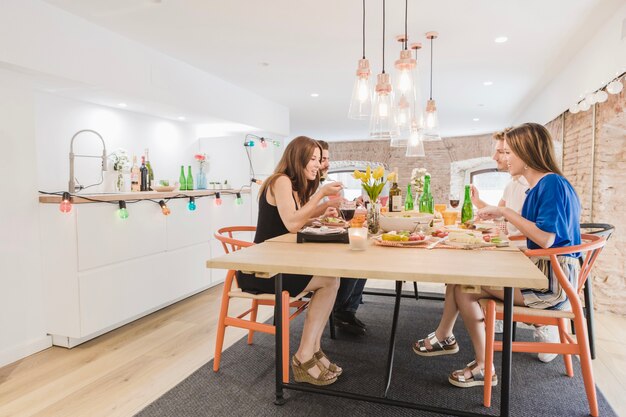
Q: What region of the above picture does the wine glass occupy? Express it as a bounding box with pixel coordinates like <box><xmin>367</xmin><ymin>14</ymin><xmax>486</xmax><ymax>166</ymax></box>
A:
<box><xmin>449</xmin><ymin>192</ymin><xmax>460</xmax><ymax>209</ymax></box>
<box><xmin>339</xmin><ymin>200</ymin><xmax>356</xmax><ymax>222</ymax></box>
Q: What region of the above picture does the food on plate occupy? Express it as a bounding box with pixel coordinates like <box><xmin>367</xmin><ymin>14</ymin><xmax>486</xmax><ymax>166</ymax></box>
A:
<box><xmin>323</xmin><ymin>217</ymin><xmax>343</xmax><ymax>224</ymax></box>
<box><xmin>460</xmin><ymin>221</ymin><xmax>476</xmax><ymax>230</ymax></box>
<box><xmin>381</xmin><ymin>232</ymin><xmax>409</xmax><ymax>242</ymax></box>
<box><xmin>431</xmin><ymin>228</ymin><xmax>449</xmax><ymax>238</ymax></box>
<box><xmin>447</xmin><ymin>231</ymin><xmax>483</xmax><ymax>244</ymax></box>
<box><xmin>408</xmin><ymin>232</ymin><xmax>427</xmax><ymax>241</ymax></box>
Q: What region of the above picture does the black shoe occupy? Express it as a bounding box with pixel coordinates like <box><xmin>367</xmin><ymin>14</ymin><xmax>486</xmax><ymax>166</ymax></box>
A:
<box><xmin>334</xmin><ymin>311</ymin><xmax>367</xmax><ymax>335</ymax></box>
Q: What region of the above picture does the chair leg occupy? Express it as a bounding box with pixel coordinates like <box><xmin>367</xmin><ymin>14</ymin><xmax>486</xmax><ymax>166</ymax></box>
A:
<box><xmin>213</xmin><ymin>286</ymin><xmax>232</xmax><ymax>372</ymax></box>
<box><xmin>558</xmin><ymin>318</ymin><xmax>573</xmax><ymax>377</ymax></box>
<box><xmin>512</xmin><ymin>321</ymin><xmax>517</xmax><ymax>342</ymax></box>
<box><xmin>583</xmin><ymin>282</ymin><xmax>596</xmax><ymax>360</ymax></box>
<box><xmin>413</xmin><ymin>281</ymin><xmax>419</xmax><ymax>301</ymax></box>
<box><xmin>247</xmin><ymin>299</ymin><xmax>259</xmax><ymax>345</ymax></box>
<box><xmin>483</xmin><ymin>300</ymin><xmax>496</xmax><ymax>408</ymax></box>
<box><xmin>573</xmin><ymin>314</ymin><xmax>599</xmax><ymax>417</ymax></box>
<box><xmin>281</xmin><ymin>291</ymin><xmax>290</xmax><ymax>384</ymax></box>
<box><xmin>329</xmin><ymin>311</ymin><xmax>336</xmax><ymax>340</ymax></box>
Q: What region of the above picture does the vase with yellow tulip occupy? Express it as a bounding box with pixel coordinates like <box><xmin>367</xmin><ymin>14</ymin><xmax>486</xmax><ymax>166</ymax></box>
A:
<box><xmin>352</xmin><ymin>166</ymin><xmax>394</xmax><ymax>234</ymax></box>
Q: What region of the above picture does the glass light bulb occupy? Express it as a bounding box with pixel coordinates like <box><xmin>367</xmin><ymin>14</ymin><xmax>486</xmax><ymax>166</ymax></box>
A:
<box><xmin>357</xmin><ymin>78</ymin><xmax>370</xmax><ymax>102</ymax></box>
<box><xmin>425</xmin><ymin>111</ymin><xmax>437</xmax><ymax>129</ymax></box>
<box><xmin>397</xmin><ymin>70</ymin><xmax>412</xmax><ymax>93</ymax></box>
<box><xmin>215</xmin><ymin>198</ymin><xmax>222</xmax><ymax>206</ymax></box>
<box><xmin>118</xmin><ymin>208</ymin><xmax>129</xmax><ymax>219</ymax></box>
<box><xmin>235</xmin><ymin>197</ymin><xmax>243</xmax><ymax>205</ymax></box>
<box><xmin>260</xmin><ymin>140</ymin><xmax>268</xmax><ymax>149</ymax></box>
<box><xmin>607</xmin><ymin>80</ymin><xmax>623</xmax><ymax>95</ymax></box>
<box><xmin>188</xmin><ymin>201</ymin><xmax>196</xmax><ymax>211</ymax></box>
<box><xmin>378</xmin><ymin>101</ymin><xmax>389</xmax><ymax>117</ymax></box>
<box><xmin>59</xmin><ymin>200</ymin><xmax>72</xmax><ymax>213</ymax></box>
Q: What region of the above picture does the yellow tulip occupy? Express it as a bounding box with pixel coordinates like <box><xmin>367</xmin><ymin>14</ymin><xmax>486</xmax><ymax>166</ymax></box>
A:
<box><xmin>387</xmin><ymin>172</ymin><xmax>396</xmax><ymax>182</ymax></box>
<box><xmin>352</xmin><ymin>170</ymin><xmax>362</xmax><ymax>180</ymax></box>
<box><xmin>365</xmin><ymin>166</ymin><xmax>371</xmax><ymax>182</ymax></box>
<box><xmin>373</xmin><ymin>166</ymin><xmax>384</xmax><ymax>180</ymax></box>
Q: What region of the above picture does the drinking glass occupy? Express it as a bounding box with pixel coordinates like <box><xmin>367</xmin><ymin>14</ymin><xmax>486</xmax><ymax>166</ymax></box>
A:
<box><xmin>339</xmin><ymin>200</ymin><xmax>356</xmax><ymax>222</ymax></box>
<box><xmin>449</xmin><ymin>192</ymin><xmax>460</xmax><ymax>209</ymax></box>
<box><xmin>348</xmin><ymin>227</ymin><xmax>368</xmax><ymax>250</ymax></box>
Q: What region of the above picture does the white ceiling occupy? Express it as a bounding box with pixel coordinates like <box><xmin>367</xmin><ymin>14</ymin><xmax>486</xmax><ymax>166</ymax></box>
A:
<box><xmin>44</xmin><ymin>0</ymin><xmax>624</xmax><ymax>141</ymax></box>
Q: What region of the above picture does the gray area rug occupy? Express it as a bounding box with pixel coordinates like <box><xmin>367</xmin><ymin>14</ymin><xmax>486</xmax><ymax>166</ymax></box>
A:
<box><xmin>136</xmin><ymin>296</ymin><xmax>617</xmax><ymax>417</ymax></box>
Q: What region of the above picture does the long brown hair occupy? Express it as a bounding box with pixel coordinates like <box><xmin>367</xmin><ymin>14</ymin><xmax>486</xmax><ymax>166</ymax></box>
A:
<box><xmin>260</xmin><ymin>136</ymin><xmax>322</xmax><ymax>206</ymax></box>
<box><xmin>504</xmin><ymin>123</ymin><xmax>563</xmax><ymax>176</ymax></box>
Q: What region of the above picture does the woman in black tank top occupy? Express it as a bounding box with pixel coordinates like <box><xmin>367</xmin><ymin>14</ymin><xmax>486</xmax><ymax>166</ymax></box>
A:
<box><xmin>237</xmin><ymin>136</ymin><xmax>345</xmax><ymax>385</ymax></box>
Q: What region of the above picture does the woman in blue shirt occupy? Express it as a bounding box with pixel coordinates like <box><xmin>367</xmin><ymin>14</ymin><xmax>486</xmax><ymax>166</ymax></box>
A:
<box><xmin>413</xmin><ymin>123</ymin><xmax>581</xmax><ymax>388</ymax></box>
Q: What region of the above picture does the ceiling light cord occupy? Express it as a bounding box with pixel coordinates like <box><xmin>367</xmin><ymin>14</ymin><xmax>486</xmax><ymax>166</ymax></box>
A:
<box><xmin>382</xmin><ymin>0</ymin><xmax>385</xmax><ymax>74</ymax></box>
<box><xmin>404</xmin><ymin>0</ymin><xmax>408</xmax><ymax>50</ymax></box>
<box><xmin>362</xmin><ymin>0</ymin><xmax>366</xmax><ymax>59</ymax></box>
<box><xmin>429</xmin><ymin>37</ymin><xmax>433</xmax><ymax>100</ymax></box>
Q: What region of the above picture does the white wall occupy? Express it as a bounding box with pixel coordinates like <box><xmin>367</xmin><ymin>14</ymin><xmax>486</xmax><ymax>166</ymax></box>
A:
<box><xmin>516</xmin><ymin>3</ymin><xmax>626</xmax><ymax>124</ymax></box>
<box><xmin>0</xmin><ymin>0</ymin><xmax>289</xmax><ymax>136</ymax></box>
<box><xmin>0</xmin><ymin>71</ymin><xmax>51</xmax><ymax>366</ymax></box>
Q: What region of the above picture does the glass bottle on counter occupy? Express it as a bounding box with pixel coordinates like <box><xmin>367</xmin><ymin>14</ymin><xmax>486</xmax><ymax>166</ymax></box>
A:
<box><xmin>145</xmin><ymin>148</ymin><xmax>154</xmax><ymax>190</ymax></box>
<box><xmin>418</xmin><ymin>175</ymin><xmax>434</xmax><ymax>214</ymax></box>
<box><xmin>461</xmin><ymin>184</ymin><xmax>474</xmax><ymax>224</ymax></box>
<box><xmin>404</xmin><ymin>183</ymin><xmax>414</xmax><ymax>211</ymax></box>
<box><xmin>130</xmin><ymin>155</ymin><xmax>140</xmax><ymax>192</ymax></box>
<box><xmin>140</xmin><ymin>156</ymin><xmax>149</xmax><ymax>192</ymax></box>
<box><xmin>179</xmin><ymin>166</ymin><xmax>187</xmax><ymax>191</ymax></box>
<box><xmin>186</xmin><ymin>165</ymin><xmax>194</xmax><ymax>191</ymax></box>
<box><xmin>388</xmin><ymin>169</ymin><xmax>402</xmax><ymax>212</ymax></box>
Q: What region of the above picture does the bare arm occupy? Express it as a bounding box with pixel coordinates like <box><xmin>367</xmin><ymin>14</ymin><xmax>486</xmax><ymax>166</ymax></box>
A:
<box><xmin>470</xmin><ymin>185</ymin><xmax>488</xmax><ymax>209</ymax></box>
<box><xmin>272</xmin><ymin>176</ymin><xmax>343</xmax><ymax>233</ymax></box>
<box><xmin>477</xmin><ymin>206</ymin><xmax>556</xmax><ymax>248</ymax></box>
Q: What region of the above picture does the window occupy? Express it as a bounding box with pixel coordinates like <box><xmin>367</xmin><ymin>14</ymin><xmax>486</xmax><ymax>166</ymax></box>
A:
<box><xmin>470</xmin><ymin>169</ymin><xmax>510</xmax><ymax>206</ymax></box>
<box><xmin>326</xmin><ymin>171</ymin><xmax>363</xmax><ymax>201</ymax></box>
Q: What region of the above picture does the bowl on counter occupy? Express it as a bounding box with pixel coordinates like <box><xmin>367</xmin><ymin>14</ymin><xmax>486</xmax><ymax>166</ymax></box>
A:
<box><xmin>379</xmin><ymin>211</ymin><xmax>434</xmax><ymax>232</ymax></box>
<box><xmin>152</xmin><ymin>180</ymin><xmax>179</xmax><ymax>192</ymax></box>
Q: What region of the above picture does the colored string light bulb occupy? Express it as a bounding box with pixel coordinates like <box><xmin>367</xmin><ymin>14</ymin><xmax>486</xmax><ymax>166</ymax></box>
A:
<box><xmin>273</xmin><ymin>140</ymin><xmax>281</xmax><ymax>147</ymax></box>
<box><xmin>214</xmin><ymin>192</ymin><xmax>222</xmax><ymax>206</ymax></box>
<box><xmin>250</xmin><ymin>178</ymin><xmax>263</xmax><ymax>185</ymax></box>
<box><xmin>260</xmin><ymin>137</ymin><xmax>268</xmax><ymax>148</ymax></box>
<box><xmin>117</xmin><ymin>201</ymin><xmax>129</xmax><ymax>219</ymax></box>
<box><xmin>244</xmin><ymin>139</ymin><xmax>255</xmax><ymax>147</ymax></box>
<box><xmin>59</xmin><ymin>192</ymin><xmax>73</xmax><ymax>213</ymax></box>
<box><xmin>158</xmin><ymin>200</ymin><xmax>171</xmax><ymax>216</ymax></box>
<box><xmin>188</xmin><ymin>196</ymin><xmax>197</xmax><ymax>211</ymax></box>
<box><xmin>235</xmin><ymin>192</ymin><xmax>243</xmax><ymax>205</ymax></box>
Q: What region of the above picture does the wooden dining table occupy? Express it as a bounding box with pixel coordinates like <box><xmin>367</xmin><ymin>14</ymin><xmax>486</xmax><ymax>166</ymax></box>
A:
<box><xmin>207</xmin><ymin>233</ymin><xmax>547</xmax><ymax>417</ymax></box>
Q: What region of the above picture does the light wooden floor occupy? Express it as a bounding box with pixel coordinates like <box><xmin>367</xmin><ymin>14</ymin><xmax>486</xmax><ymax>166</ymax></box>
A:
<box><xmin>1</xmin><ymin>282</ymin><xmax>625</xmax><ymax>417</ymax></box>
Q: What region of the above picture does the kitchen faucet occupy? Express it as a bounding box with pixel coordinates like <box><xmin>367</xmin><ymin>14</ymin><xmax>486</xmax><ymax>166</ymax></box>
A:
<box><xmin>68</xmin><ymin>129</ymin><xmax>108</xmax><ymax>193</ymax></box>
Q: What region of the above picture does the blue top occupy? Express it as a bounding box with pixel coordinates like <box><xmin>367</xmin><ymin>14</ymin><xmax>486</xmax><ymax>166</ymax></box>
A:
<box><xmin>521</xmin><ymin>174</ymin><xmax>581</xmax><ymax>257</ymax></box>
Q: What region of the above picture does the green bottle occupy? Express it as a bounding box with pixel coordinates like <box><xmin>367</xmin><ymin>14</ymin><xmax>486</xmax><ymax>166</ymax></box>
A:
<box><xmin>179</xmin><ymin>166</ymin><xmax>186</xmax><ymax>191</ymax></box>
<box><xmin>145</xmin><ymin>148</ymin><xmax>154</xmax><ymax>190</ymax></box>
<box><xmin>419</xmin><ymin>175</ymin><xmax>434</xmax><ymax>214</ymax></box>
<box><xmin>186</xmin><ymin>165</ymin><xmax>194</xmax><ymax>190</ymax></box>
<box><xmin>404</xmin><ymin>183</ymin><xmax>414</xmax><ymax>211</ymax></box>
<box><xmin>461</xmin><ymin>185</ymin><xmax>474</xmax><ymax>224</ymax></box>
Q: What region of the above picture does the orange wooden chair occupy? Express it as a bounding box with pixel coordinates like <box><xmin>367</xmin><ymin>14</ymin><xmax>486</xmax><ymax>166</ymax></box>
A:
<box><xmin>480</xmin><ymin>233</ymin><xmax>606</xmax><ymax>416</ymax></box>
<box><xmin>212</xmin><ymin>226</ymin><xmax>310</xmax><ymax>383</ymax></box>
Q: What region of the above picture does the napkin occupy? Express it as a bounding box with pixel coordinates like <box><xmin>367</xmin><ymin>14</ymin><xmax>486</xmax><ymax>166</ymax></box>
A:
<box><xmin>300</xmin><ymin>226</ymin><xmax>345</xmax><ymax>235</ymax></box>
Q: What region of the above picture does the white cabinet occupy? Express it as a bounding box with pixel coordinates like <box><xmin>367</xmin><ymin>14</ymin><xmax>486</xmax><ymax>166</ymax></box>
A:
<box><xmin>39</xmin><ymin>191</ymin><xmax>252</xmax><ymax>347</ymax></box>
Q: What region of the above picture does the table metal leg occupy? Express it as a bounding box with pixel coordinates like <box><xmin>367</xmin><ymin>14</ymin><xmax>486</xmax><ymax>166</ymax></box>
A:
<box><xmin>583</xmin><ymin>283</ymin><xmax>596</xmax><ymax>359</ymax></box>
<box><xmin>500</xmin><ymin>287</ymin><xmax>513</xmax><ymax>417</ymax></box>
<box><xmin>274</xmin><ymin>274</ymin><xmax>286</xmax><ymax>405</ymax></box>
<box><xmin>383</xmin><ymin>280</ymin><xmax>403</xmax><ymax>398</ymax></box>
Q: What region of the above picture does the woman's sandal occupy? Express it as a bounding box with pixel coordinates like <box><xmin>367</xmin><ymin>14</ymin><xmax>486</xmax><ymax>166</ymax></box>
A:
<box><xmin>448</xmin><ymin>360</ymin><xmax>498</xmax><ymax>388</ymax></box>
<box><xmin>292</xmin><ymin>355</ymin><xmax>338</xmax><ymax>386</ymax></box>
<box><xmin>314</xmin><ymin>350</ymin><xmax>343</xmax><ymax>376</ymax></box>
<box><xmin>412</xmin><ymin>332</ymin><xmax>459</xmax><ymax>356</ymax></box>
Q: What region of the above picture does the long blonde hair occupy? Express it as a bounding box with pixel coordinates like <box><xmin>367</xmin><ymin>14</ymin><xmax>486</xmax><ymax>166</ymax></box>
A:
<box><xmin>504</xmin><ymin>123</ymin><xmax>563</xmax><ymax>176</ymax></box>
<box><xmin>260</xmin><ymin>136</ymin><xmax>322</xmax><ymax>206</ymax></box>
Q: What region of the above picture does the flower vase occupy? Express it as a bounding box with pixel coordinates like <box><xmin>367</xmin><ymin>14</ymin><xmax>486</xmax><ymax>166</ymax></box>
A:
<box><xmin>115</xmin><ymin>172</ymin><xmax>125</xmax><ymax>192</ymax></box>
<box><xmin>367</xmin><ymin>202</ymin><xmax>380</xmax><ymax>234</ymax></box>
<box><xmin>196</xmin><ymin>167</ymin><xmax>207</xmax><ymax>190</ymax></box>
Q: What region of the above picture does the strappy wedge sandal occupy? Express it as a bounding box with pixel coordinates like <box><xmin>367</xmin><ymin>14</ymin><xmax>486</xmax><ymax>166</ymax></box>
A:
<box><xmin>314</xmin><ymin>350</ymin><xmax>343</xmax><ymax>376</ymax></box>
<box><xmin>448</xmin><ymin>360</ymin><xmax>498</xmax><ymax>388</ymax></box>
<box><xmin>412</xmin><ymin>332</ymin><xmax>459</xmax><ymax>357</ymax></box>
<box><xmin>291</xmin><ymin>355</ymin><xmax>338</xmax><ymax>386</ymax></box>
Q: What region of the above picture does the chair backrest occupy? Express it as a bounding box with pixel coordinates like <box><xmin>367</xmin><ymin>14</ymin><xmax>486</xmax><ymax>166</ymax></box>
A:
<box><xmin>579</xmin><ymin>223</ymin><xmax>615</xmax><ymax>241</ymax></box>
<box><xmin>524</xmin><ymin>234</ymin><xmax>606</xmax><ymax>309</ymax></box>
<box><xmin>214</xmin><ymin>226</ymin><xmax>256</xmax><ymax>254</ymax></box>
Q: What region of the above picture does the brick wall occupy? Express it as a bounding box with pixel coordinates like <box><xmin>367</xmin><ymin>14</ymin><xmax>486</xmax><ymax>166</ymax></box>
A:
<box><xmin>330</xmin><ymin>79</ymin><xmax>625</xmax><ymax>315</ymax></box>
<box><xmin>329</xmin><ymin>134</ymin><xmax>493</xmax><ymax>204</ymax></box>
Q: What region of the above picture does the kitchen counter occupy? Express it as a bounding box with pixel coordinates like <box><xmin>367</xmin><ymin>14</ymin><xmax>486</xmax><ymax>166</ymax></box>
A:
<box><xmin>39</xmin><ymin>188</ymin><xmax>247</xmax><ymax>203</ymax></box>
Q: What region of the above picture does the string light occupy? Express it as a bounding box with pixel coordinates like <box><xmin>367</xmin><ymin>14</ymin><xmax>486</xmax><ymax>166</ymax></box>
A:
<box><xmin>250</xmin><ymin>178</ymin><xmax>263</xmax><ymax>185</ymax></box>
<box><xmin>188</xmin><ymin>196</ymin><xmax>197</xmax><ymax>211</ymax></box>
<box><xmin>117</xmin><ymin>201</ymin><xmax>129</xmax><ymax>219</ymax></box>
<box><xmin>59</xmin><ymin>192</ymin><xmax>73</xmax><ymax>213</ymax></box>
<box><xmin>260</xmin><ymin>138</ymin><xmax>268</xmax><ymax>148</ymax></box>
<box><xmin>214</xmin><ymin>192</ymin><xmax>222</xmax><ymax>206</ymax></box>
<box><xmin>235</xmin><ymin>192</ymin><xmax>243</xmax><ymax>205</ymax></box>
<box><xmin>158</xmin><ymin>200</ymin><xmax>171</xmax><ymax>216</ymax></box>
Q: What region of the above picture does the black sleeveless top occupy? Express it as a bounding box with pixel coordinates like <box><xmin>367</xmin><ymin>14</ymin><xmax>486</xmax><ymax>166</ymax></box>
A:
<box><xmin>254</xmin><ymin>186</ymin><xmax>298</xmax><ymax>244</ymax></box>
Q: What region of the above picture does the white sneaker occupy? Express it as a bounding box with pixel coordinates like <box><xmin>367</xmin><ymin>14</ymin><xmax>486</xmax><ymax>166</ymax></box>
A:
<box><xmin>494</xmin><ymin>320</ymin><xmax>504</xmax><ymax>334</ymax></box>
<box><xmin>533</xmin><ymin>325</ymin><xmax>559</xmax><ymax>363</ymax></box>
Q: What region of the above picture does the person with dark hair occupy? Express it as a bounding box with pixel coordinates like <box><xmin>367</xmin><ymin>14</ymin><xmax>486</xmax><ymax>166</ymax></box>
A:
<box><xmin>237</xmin><ymin>136</ymin><xmax>344</xmax><ymax>386</ymax></box>
<box><xmin>317</xmin><ymin>140</ymin><xmax>330</xmax><ymax>182</ymax></box>
<box><xmin>412</xmin><ymin>123</ymin><xmax>581</xmax><ymax>387</ymax></box>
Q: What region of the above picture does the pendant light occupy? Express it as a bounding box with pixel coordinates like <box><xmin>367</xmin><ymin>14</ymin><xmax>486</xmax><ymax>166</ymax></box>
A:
<box><xmin>422</xmin><ymin>31</ymin><xmax>441</xmax><ymax>141</ymax></box>
<box><xmin>348</xmin><ymin>0</ymin><xmax>372</xmax><ymax>120</ymax></box>
<box><xmin>406</xmin><ymin>43</ymin><xmax>425</xmax><ymax>157</ymax></box>
<box><xmin>370</xmin><ymin>0</ymin><xmax>396</xmax><ymax>139</ymax></box>
<box><xmin>390</xmin><ymin>0</ymin><xmax>416</xmax><ymax>147</ymax></box>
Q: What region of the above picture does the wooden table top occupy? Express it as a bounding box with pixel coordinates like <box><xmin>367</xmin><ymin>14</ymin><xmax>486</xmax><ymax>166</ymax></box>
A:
<box><xmin>208</xmin><ymin>235</ymin><xmax>547</xmax><ymax>289</ymax></box>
